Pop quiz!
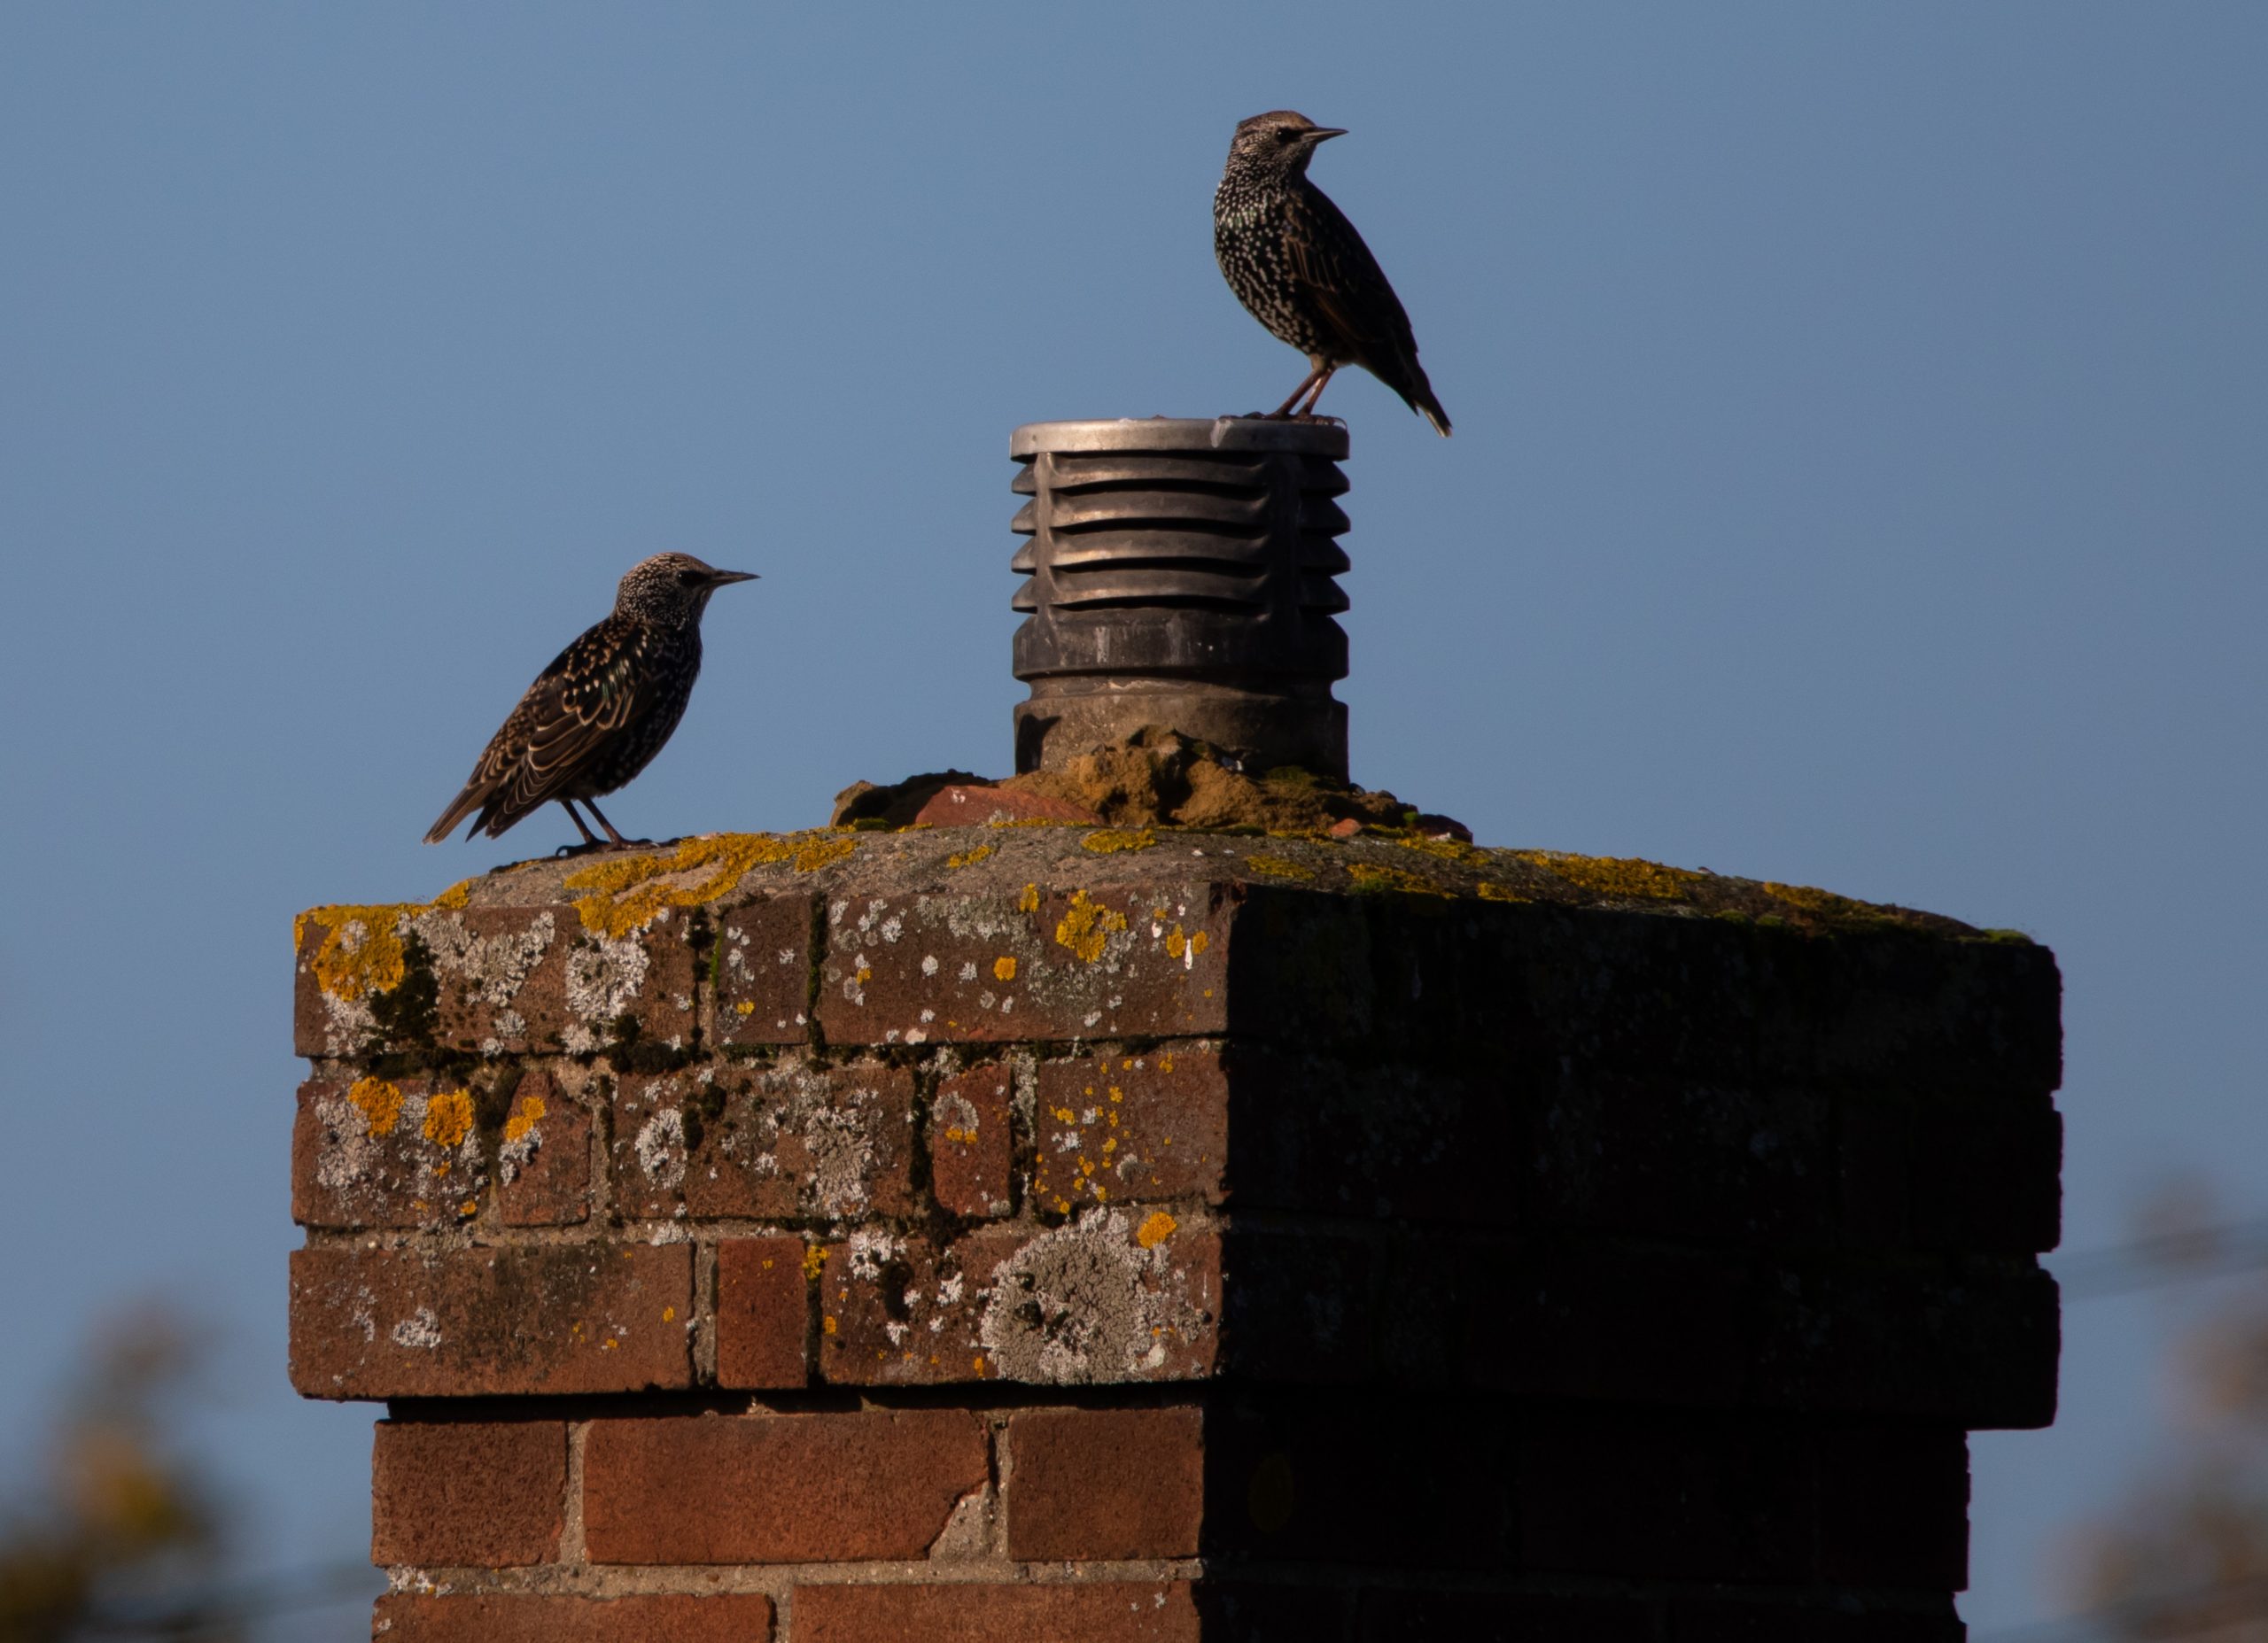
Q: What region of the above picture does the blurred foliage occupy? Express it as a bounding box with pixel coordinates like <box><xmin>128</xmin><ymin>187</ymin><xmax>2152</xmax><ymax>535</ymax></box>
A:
<box><xmin>0</xmin><ymin>1306</ymin><xmax>233</xmax><ymax>1643</ymax></box>
<box><xmin>2064</xmin><ymin>1178</ymin><xmax>2268</xmax><ymax>1641</ymax></box>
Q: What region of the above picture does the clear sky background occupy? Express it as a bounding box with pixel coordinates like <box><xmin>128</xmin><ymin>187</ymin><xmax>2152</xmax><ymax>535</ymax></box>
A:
<box><xmin>1</xmin><ymin>4</ymin><xmax>2262</xmax><ymax>1635</ymax></box>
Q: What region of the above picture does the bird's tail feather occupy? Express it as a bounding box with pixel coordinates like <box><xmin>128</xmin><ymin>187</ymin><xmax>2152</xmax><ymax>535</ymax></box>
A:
<box><xmin>423</xmin><ymin>783</ymin><xmax>486</xmax><ymax>845</ymax></box>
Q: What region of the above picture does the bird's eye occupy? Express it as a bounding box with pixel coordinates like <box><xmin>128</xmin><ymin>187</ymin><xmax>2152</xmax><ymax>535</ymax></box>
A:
<box><xmin>676</xmin><ymin>569</ymin><xmax>704</xmax><ymax>587</ymax></box>
<box><xmin>1275</xmin><ymin>128</ymin><xmax>1296</xmax><ymax>144</ymax></box>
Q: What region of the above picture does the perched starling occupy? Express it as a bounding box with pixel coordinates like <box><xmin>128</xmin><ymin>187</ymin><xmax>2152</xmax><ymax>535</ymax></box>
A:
<box><xmin>1214</xmin><ymin>110</ymin><xmax>1451</xmax><ymax>436</ymax></box>
<box><xmin>424</xmin><ymin>553</ymin><xmax>757</xmax><ymax>849</ymax></box>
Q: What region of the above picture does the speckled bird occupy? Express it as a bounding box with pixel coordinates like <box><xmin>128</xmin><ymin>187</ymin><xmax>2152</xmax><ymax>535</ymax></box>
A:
<box><xmin>1214</xmin><ymin>110</ymin><xmax>1450</xmax><ymax>436</ymax></box>
<box><xmin>424</xmin><ymin>553</ymin><xmax>757</xmax><ymax>849</ymax></box>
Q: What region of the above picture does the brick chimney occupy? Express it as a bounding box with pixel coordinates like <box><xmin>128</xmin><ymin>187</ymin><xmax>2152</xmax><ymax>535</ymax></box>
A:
<box><xmin>291</xmin><ymin>425</ymin><xmax>2061</xmax><ymax>1642</ymax></box>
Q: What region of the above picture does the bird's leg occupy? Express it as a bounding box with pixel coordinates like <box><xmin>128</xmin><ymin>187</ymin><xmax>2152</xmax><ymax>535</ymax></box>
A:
<box><xmin>1267</xmin><ymin>363</ymin><xmax>1328</xmax><ymax>420</ymax></box>
<box><xmin>558</xmin><ymin>799</ymin><xmax>602</xmax><ymax>847</ymax></box>
<box><xmin>1293</xmin><ymin>365</ymin><xmax>1340</xmax><ymax>418</ymax></box>
<box><xmin>582</xmin><ymin>797</ymin><xmax>649</xmax><ymax>849</ymax></box>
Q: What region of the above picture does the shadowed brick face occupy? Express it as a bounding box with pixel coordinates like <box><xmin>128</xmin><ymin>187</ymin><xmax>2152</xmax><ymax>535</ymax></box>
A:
<box><xmin>292</xmin><ymin>829</ymin><xmax>2059</xmax><ymax>1635</ymax></box>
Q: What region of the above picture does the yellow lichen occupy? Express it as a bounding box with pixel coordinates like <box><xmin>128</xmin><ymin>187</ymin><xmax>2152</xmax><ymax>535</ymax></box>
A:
<box><xmin>431</xmin><ymin>879</ymin><xmax>475</xmax><ymax>911</ymax></box>
<box><xmin>734</xmin><ymin>999</ymin><xmax>757</xmax><ymax>1016</ymax></box>
<box><xmin>1081</xmin><ymin>827</ymin><xmax>1156</xmax><ymax>855</ymax></box>
<box><xmin>1136</xmin><ymin>1211</ymin><xmax>1177</xmax><ymax>1249</ymax></box>
<box><xmin>1017</xmin><ymin>883</ymin><xmax>1040</xmax><ymax>914</ymax></box>
<box><xmin>1763</xmin><ymin>880</ymin><xmax>1886</xmax><ymax>921</ymax></box>
<box><xmin>1241</xmin><ymin>852</ymin><xmax>1316</xmax><ymax>880</ymax></box>
<box><xmin>422</xmin><ymin>1089</ymin><xmax>474</xmax><ymax>1149</ymax></box>
<box><xmin>993</xmin><ymin>956</ymin><xmax>1018</xmax><ymax>981</ymax></box>
<box><xmin>1511</xmin><ymin>851</ymin><xmax>1706</xmax><ymax>902</ymax></box>
<box><xmin>946</xmin><ymin>843</ymin><xmax>994</xmax><ymax>870</ymax></box>
<box><xmin>1052</xmin><ymin>890</ymin><xmax>1128</xmax><ymax>964</ymax></box>
<box><xmin>1348</xmin><ymin>863</ymin><xmax>1450</xmax><ymax>897</ymax></box>
<box><xmin>1476</xmin><ymin>881</ymin><xmax>1526</xmax><ymax>903</ymax></box>
<box><xmin>502</xmin><ymin>1092</ymin><xmax>547</xmax><ymax>1144</ymax></box>
<box><xmin>564</xmin><ymin>833</ymin><xmax>796</xmax><ymax>938</ymax></box>
<box><xmin>298</xmin><ymin>903</ymin><xmax>421</xmax><ymax>1002</ymax></box>
<box><xmin>795</xmin><ymin>836</ymin><xmax>857</xmax><ymax>873</ymax></box>
<box><xmin>347</xmin><ymin>1076</ymin><xmax>403</xmax><ymax>1137</ymax></box>
<box><xmin>1399</xmin><ymin>836</ymin><xmax>1491</xmax><ymax>867</ymax></box>
<box><xmin>802</xmin><ymin>1246</ymin><xmax>826</xmax><ymax>1281</ymax></box>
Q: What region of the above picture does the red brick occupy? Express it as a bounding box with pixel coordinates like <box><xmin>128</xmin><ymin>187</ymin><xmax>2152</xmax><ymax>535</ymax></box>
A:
<box><xmin>1526</xmin><ymin>1076</ymin><xmax>1834</xmax><ymax>1245</ymax></box>
<box><xmin>288</xmin><ymin>1244</ymin><xmax>691</xmax><ymax>1399</ymax></box>
<box><xmin>582</xmin><ymin>1410</ymin><xmax>985</xmax><ymax>1562</ymax></box>
<box><xmin>912</xmin><ymin>784</ymin><xmax>1101</xmax><ymax>825</ymax></box>
<box><xmin>493</xmin><ymin>1073</ymin><xmax>590</xmax><ymax>1227</ymax></box>
<box><xmin>1202</xmin><ymin>1392</ymin><xmax>1514</xmax><ymax>1568</ymax></box>
<box><xmin>1217</xmin><ymin>1050</ymin><xmax>1515</xmax><ymax>1226</ymax></box>
<box><xmin>374</xmin><ymin>1593</ymin><xmax>773</xmax><ymax>1641</ymax></box>
<box><xmin>790</xmin><ymin>1584</ymin><xmax>1197</xmax><ymax>1643</ymax></box>
<box><xmin>1348</xmin><ymin>1588</ymin><xmax>1659</xmax><ymax>1643</ymax></box>
<box><xmin>716</xmin><ymin>895</ymin><xmax>814</xmax><ymax>1046</ymax></box>
<box><xmin>1518</xmin><ymin>1409</ymin><xmax>1813</xmax><ymax>1583</ymax></box>
<box><xmin>610</xmin><ymin>1061</ymin><xmax>916</xmax><ymax>1221</ymax></box>
<box><xmin>929</xmin><ymin>1064</ymin><xmax>1014</xmax><ymax>1218</ymax></box>
<box><xmin>1005</xmin><ymin>1406</ymin><xmax>1204</xmax><ymax>1559</ymax></box>
<box><xmin>1668</xmin><ymin>1599</ymin><xmax>1962</xmax><ymax>1641</ymax></box>
<box><xmin>294</xmin><ymin>899</ymin><xmax>697</xmax><ymax>1060</ymax></box>
<box><xmin>717</xmin><ymin>1236</ymin><xmax>810</xmax><ymax>1389</ymax></box>
<box><xmin>815</xmin><ymin>885</ymin><xmax>1231</xmax><ymax>1046</ymax></box>
<box><xmin>819</xmin><ymin>1217</ymin><xmax>1219</xmax><ymax>1387</ymax></box>
<box><xmin>1032</xmin><ymin>1050</ymin><xmax>1227</xmax><ymax>1214</ymax></box>
<box><xmin>291</xmin><ymin>1074</ymin><xmax>485</xmax><ymax>1229</ymax></box>
<box><xmin>1816</xmin><ymin>1424</ymin><xmax>1969</xmax><ymax>1589</ymax></box>
<box><xmin>371</xmin><ymin>1419</ymin><xmax>564</xmax><ymax>1567</ymax></box>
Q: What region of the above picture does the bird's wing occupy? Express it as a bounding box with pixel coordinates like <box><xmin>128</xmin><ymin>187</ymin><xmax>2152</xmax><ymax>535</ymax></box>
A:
<box><xmin>428</xmin><ymin>618</ymin><xmax>653</xmax><ymax>841</ymax></box>
<box><xmin>1280</xmin><ymin>186</ymin><xmax>1422</xmax><ymax>366</ymax></box>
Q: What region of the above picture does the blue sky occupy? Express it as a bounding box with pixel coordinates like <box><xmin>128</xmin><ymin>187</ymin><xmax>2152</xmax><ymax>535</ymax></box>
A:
<box><xmin>1</xmin><ymin>4</ymin><xmax>2263</xmax><ymax>1633</ymax></box>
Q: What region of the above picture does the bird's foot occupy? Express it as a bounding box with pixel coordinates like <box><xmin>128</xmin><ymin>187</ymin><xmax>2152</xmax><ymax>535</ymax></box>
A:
<box><xmin>551</xmin><ymin>841</ymin><xmax>614</xmax><ymax>860</ymax></box>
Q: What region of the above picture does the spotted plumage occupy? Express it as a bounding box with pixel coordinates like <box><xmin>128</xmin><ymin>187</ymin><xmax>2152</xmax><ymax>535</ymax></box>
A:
<box><xmin>424</xmin><ymin>553</ymin><xmax>757</xmax><ymax>849</ymax></box>
<box><xmin>1214</xmin><ymin>110</ymin><xmax>1450</xmax><ymax>436</ymax></box>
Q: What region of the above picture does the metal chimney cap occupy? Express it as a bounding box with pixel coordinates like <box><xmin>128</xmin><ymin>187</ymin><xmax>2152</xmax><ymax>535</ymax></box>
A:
<box><xmin>1011</xmin><ymin>417</ymin><xmax>1349</xmax><ymax>459</ymax></box>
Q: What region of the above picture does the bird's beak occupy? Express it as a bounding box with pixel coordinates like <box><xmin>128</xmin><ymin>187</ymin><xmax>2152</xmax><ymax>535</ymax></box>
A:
<box><xmin>708</xmin><ymin>570</ymin><xmax>759</xmax><ymax>586</ymax></box>
<box><xmin>1307</xmin><ymin>128</ymin><xmax>1348</xmax><ymax>144</ymax></box>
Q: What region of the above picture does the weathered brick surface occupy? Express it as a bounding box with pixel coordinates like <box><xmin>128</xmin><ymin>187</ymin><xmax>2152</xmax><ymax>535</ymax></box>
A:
<box><xmin>1815</xmin><ymin>1423</ymin><xmax>1971</xmax><ymax>1589</ymax></box>
<box><xmin>1219</xmin><ymin>1050</ymin><xmax>1515</xmax><ymax>1225</ymax></box>
<box><xmin>370</xmin><ymin>1419</ymin><xmax>564</xmax><ymax>1567</ymax></box>
<box><xmin>582</xmin><ymin>1411</ymin><xmax>985</xmax><ymax>1562</ymax></box>
<box><xmin>492</xmin><ymin>1073</ymin><xmax>591</xmax><ymax>1227</ymax></box>
<box><xmin>611</xmin><ymin>1060</ymin><xmax>916</xmax><ymax>1221</ymax></box>
<box><xmin>819</xmin><ymin>1216</ymin><xmax>1219</xmax><ymax>1386</ymax></box>
<box><xmin>293</xmin><ymin>838</ymin><xmax>2059</xmax><ymax>1630</ymax></box>
<box><xmin>1445</xmin><ymin>1242</ymin><xmax>2058</xmax><ymax>1427</ymax></box>
<box><xmin>1004</xmin><ymin>1406</ymin><xmax>1204</xmax><ymax>1560</ymax></box>
<box><xmin>292</xmin><ymin>1074</ymin><xmax>485</xmax><ymax>1229</ymax></box>
<box><xmin>1343</xmin><ymin>1588</ymin><xmax>1661</xmax><ymax>1643</ymax></box>
<box><xmin>289</xmin><ymin>1244</ymin><xmax>691</xmax><ymax>1399</ymax></box>
<box><xmin>1221</xmin><ymin>888</ymin><xmax>2062</xmax><ymax>1097</ymax></box>
<box><xmin>1666</xmin><ymin>1599</ymin><xmax>1964</xmax><ymax>1640</ymax></box>
<box><xmin>294</xmin><ymin>900</ymin><xmax>698</xmax><ymax>1060</ymax></box>
<box><xmin>1032</xmin><ymin>1050</ymin><xmax>1228</xmax><ymax>1213</ymax></box>
<box><xmin>715</xmin><ymin>894</ymin><xmax>814</xmax><ymax>1047</ymax></box>
<box><xmin>815</xmin><ymin>885</ymin><xmax>1231</xmax><ymax>1045</ymax></box>
<box><xmin>929</xmin><ymin>1064</ymin><xmax>1014</xmax><ymax>1218</ymax></box>
<box><xmin>1200</xmin><ymin>1391</ymin><xmax>1515</xmax><ymax>1568</ymax></box>
<box><xmin>790</xmin><ymin>1583</ymin><xmax>1198</xmax><ymax>1643</ymax></box>
<box><xmin>1518</xmin><ymin>1410</ymin><xmax>1813</xmax><ymax>1583</ymax></box>
<box><xmin>716</xmin><ymin>1236</ymin><xmax>810</xmax><ymax>1389</ymax></box>
<box><xmin>373</xmin><ymin>1593</ymin><xmax>773</xmax><ymax>1641</ymax></box>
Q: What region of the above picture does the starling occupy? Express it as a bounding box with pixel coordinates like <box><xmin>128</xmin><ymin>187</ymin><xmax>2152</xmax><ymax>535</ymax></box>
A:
<box><xmin>1214</xmin><ymin>110</ymin><xmax>1451</xmax><ymax>436</ymax></box>
<box><xmin>424</xmin><ymin>552</ymin><xmax>757</xmax><ymax>849</ymax></box>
